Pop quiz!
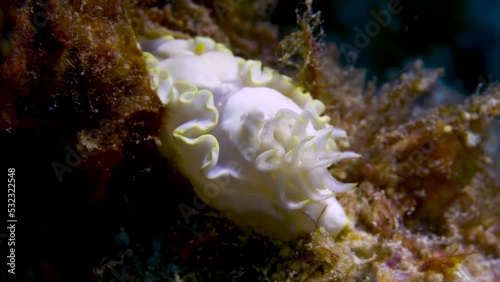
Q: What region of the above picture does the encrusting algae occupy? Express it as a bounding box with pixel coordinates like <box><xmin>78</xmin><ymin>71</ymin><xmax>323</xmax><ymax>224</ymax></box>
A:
<box><xmin>0</xmin><ymin>0</ymin><xmax>499</xmax><ymax>281</ymax></box>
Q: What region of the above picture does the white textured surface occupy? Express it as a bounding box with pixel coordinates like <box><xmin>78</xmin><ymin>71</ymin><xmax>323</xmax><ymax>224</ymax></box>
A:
<box><xmin>141</xmin><ymin>36</ymin><xmax>360</xmax><ymax>239</ymax></box>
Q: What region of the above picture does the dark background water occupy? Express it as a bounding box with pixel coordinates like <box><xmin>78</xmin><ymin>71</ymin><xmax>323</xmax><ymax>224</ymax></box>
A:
<box><xmin>271</xmin><ymin>0</ymin><xmax>500</xmax><ymax>94</ymax></box>
<box><xmin>2</xmin><ymin>1</ymin><xmax>499</xmax><ymax>281</ymax></box>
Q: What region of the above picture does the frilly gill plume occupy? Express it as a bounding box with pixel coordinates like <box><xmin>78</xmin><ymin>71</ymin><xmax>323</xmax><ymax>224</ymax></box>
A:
<box><xmin>140</xmin><ymin>36</ymin><xmax>360</xmax><ymax>239</ymax></box>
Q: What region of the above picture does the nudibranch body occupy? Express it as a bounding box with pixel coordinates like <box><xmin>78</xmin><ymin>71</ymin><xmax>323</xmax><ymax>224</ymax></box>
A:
<box><xmin>141</xmin><ymin>36</ymin><xmax>360</xmax><ymax>239</ymax></box>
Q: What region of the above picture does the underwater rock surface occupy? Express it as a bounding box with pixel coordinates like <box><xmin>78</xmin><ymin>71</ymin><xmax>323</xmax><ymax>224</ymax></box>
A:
<box><xmin>0</xmin><ymin>0</ymin><xmax>499</xmax><ymax>281</ymax></box>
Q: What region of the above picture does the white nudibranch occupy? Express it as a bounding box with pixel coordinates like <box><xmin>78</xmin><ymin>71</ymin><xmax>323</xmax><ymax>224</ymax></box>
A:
<box><xmin>140</xmin><ymin>36</ymin><xmax>360</xmax><ymax>239</ymax></box>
